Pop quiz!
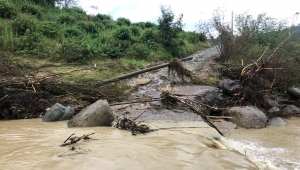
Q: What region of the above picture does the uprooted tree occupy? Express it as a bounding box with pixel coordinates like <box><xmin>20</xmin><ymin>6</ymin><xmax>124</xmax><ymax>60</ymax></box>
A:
<box><xmin>197</xmin><ymin>10</ymin><xmax>300</xmax><ymax>105</ymax></box>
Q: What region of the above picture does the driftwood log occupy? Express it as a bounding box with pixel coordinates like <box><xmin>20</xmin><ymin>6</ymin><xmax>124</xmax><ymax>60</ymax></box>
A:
<box><xmin>60</xmin><ymin>133</ymin><xmax>95</xmax><ymax>147</ymax></box>
<box><xmin>92</xmin><ymin>55</ymin><xmax>196</xmax><ymax>87</ymax></box>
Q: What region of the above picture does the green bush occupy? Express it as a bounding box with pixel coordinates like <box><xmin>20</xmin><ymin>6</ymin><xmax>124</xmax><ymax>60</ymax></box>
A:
<box><xmin>145</xmin><ymin>22</ymin><xmax>156</xmax><ymax>28</ymax></box>
<box><xmin>101</xmin><ymin>39</ymin><xmax>131</xmax><ymax>58</ymax></box>
<box><xmin>19</xmin><ymin>29</ymin><xmax>40</xmax><ymax>51</ymax></box>
<box><xmin>0</xmin><ymin>0</ymin><xmax>17</xmax><ymax>19</ymax></box>
<box><xmin>21</xmin><ymin>3</ymin><xmax>42</xmax><ymax>18</ymax></box>
<box><xmin>58</xmin><ymin>15</ymin><xmax>76</xmax><ymax>25</ymax></box>
<box><xmin>199</xmin><ymin>33</ymin><xmax>207</xmax><ymax>42</ymax></box>
<box><xmin>64</xmin><ymin>7</ymin><xmax>86</xmax><ymax>14</ymax></box>
<box><xmin>113</xmin><ymin>26</ymin><xmax>132</xmax><ymax>40</ymax></box>
<box><xmin>141</xmin><ymin>29</ymin><xmax>158</xmax><ymax>42</ymax></box>
<box><xmin>129</xmin><ymin>26</ymin><xmax>141</xmax><ymax>37</ymax></box>
<box><xmin>18</xmin><ymin>29</ymin><xmax>52</xmax><ymax>56</ymax></box>
<box><xmin>59</xmin><ymin>39</ymin><xmax>94</xmax><ymax>63</ymax></box>
<box><xmin>92</xmin><ymin>14</ymin><xmax>112</xmax><ymax>22</ymax></box>
<box><xmin>78</xmin><ymin>22</ymin><xmax>98</xmax><ymax>34</ymax></box>
<box><xmin>116</xmin><ymin>17</ymin><xmax>131</xmax><ymax>26</ymax></box>
<box><xmin>12</xmin><ymin>16</ymin><xmax>38</xmax><ymax>35</ymax></box>
<box><xmin>64</xmin><ymin>27</ymin><xmax>81</xmax><ymax>37</ymax></box>
<box><xmin>125</xmin><ymin>43</ymin><xmax>150</xmax><ymax>60</ymax></box>
<box><xmin>39</xmin><ymin>21</ymin><xmax>58</xmax><ymax>38</ymax></box>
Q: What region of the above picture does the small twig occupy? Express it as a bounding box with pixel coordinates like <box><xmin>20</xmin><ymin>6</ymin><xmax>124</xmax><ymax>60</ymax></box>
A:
<box><xmin>206</xmin><ymin>116</ymin><xmax>232</xmax><ymax>119</ymax></box>
<box><xmin>0</xmin><ymin>95</ymin><xmax>8</xmax><ymax>102</ymax></box>
<box><xmin>63</xmin><ymin>133</ymin><xmax>75</xmax><ymax>143</ymax></box>
<box><xmin>133</xmin><ymin>111</ymin><xmax>146</xmax><ymax>121</ymax></box>
<box><xmin>257</xmin><ymin>44</ymin><xmax>269</xmax><ymax>62</ymax></box>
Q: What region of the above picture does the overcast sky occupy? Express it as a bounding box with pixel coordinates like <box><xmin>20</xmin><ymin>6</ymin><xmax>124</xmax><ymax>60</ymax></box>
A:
<box><xmin>80</xmin><ymin>0</ymin><xmax>300</xmax><ymax>31</ymax></box>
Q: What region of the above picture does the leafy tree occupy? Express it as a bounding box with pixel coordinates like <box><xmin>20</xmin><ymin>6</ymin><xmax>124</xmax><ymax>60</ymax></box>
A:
<box><xmin>157</xmin><ymin>5</ymin><xmax>184</xmax><ymax>55</ymax></box>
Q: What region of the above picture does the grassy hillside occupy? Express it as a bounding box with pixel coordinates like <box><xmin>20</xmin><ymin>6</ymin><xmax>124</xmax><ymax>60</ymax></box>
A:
<box><xmin>0</xmin><ymin>0</ymin><xmax>210</xmax><ymax>65</ymax></box>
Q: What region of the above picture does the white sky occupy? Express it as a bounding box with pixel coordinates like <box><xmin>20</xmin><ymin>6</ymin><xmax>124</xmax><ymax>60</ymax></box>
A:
<box><xmin>80</xmin><ymin>0</ymin><xmax>300</xmax><ymax>31</ymax></box>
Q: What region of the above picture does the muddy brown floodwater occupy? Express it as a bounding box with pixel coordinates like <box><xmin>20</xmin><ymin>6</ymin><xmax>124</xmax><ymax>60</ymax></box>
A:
<box><xmin>0</xmin><ymin>119</ymin><xmax>256</xmax><ymax>170</ymax></box>
<box><xmin>1</xmin><ymin>118</ymin><xmax>299</xmax><ymax>170</ymax></box>
<box><xmin>228</xmin><ymin>117</ymin><xmax>300</xmax><ymax>170</ymax></box>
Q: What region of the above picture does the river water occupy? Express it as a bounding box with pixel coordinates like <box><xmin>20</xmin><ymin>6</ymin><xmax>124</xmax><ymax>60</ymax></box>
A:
<box><xmin>1</xmin><ymin>118</ymin><xmax>299</xmax><ymax>170</ymax></box>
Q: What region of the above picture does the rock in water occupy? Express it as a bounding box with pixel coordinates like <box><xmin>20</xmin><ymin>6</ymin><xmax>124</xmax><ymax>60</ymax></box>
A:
<box><xmin>287</xmin><ymin>87</ymin><xmax>300</xmax><ymax>99</ymax></box>
<box><xmin>68</xmin><ymin>100</ymin><xmax>114</xmax><ymax>127</ymax></box>
<box><xmin>42</xmin><ymin>103</ymin><xmax>74</xmax><ymax>122</ymax></box>
<box><xmin>283</xmin><ymin>105</ymin><xmax>300</xmax><ymax>115</ymax></box>
<box><xmin>225</xmin><ymin>106</ymin><xmax>267</xmax><ymax>128</ymax></box>
<box><xmin>268</xmin><ymin>117</ymin><xmax>287</xmax><ymax>127</ymax></box>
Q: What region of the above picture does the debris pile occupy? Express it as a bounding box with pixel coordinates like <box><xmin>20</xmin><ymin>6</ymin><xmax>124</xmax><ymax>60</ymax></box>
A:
<box><xmin>112</xmin><ymin>116</ymin><xmax>152</xmax><ymax>135</ymax></box>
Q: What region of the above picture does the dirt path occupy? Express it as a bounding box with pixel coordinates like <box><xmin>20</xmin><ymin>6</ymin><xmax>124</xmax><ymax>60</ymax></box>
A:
<box><xmin>112</xmin><ymin>47</ymin><xmax>220</xmax><ymax>122</ymax></box>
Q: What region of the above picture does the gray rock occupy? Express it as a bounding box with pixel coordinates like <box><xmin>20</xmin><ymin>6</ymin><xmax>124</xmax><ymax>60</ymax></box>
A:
<box><xmin>42</xmin><ymin>103</ymin><xmax>75</xmax><ymax>122</ymax></box>
<box><xmin>59</xmin><ymin>106</ymin><xmax>75</xmax><ymax>120</ymax></box>
<box><xmin>213</xmin><ymin>120</ymin><xmax>237</xmax><ymax>130</ymax></box>
<box><xmin>287</xmin><ymin>87</ymin><xmax>300</xmax><ymax>99</ymax></box>
<box><xmin>263</xmin><ymin>94</ymin><xmax>279</xmax><ymax>109</ymax></box>
<box><xmin>68</xmin><ymin>100</ymin><xmax>114</xmax><ymax>127</ymax></box>
<box><xmin>283</xmin><ymin>105</ymin><xmax>300</xmax><ymax>115</ymax></box>
<box><xmin>268</xmin><ymin>117</ymin><xmax>287</xmax><ymax>127</ymax></box>
<box><xmin>225</xmin><ymin>106</ymin><xmax>267</xmax><ymax>128</ymax></box>
<box><xmin>219</xmin><ymin>79</ymin><xmax>241</xmax><ymax>94</ymax></box>
<box><xmin>267</xmin><ymin>107</ymin><xmax>282</xmax><ymax>119</ymax></box>
<box><xmin>196</xmin><ymin>87</ymin><xmax>223</xmax><ymax>106</ymax></box>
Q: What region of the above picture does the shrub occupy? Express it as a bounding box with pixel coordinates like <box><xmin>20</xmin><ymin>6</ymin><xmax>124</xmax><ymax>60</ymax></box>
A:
<box><xmin>59</xmin><ymin>39</ymin><xmax>94</xmax><ymax>63</ymax></box>
<box><xmin>12</xmin><ymin>16</ymin><xmax>38</xmax><ymax>35</ymax></box>
<box><xmin>21</xmin><ymin>3</ymin><xmax>42</xmax><ymax>18</ymax></box>
<box><xmin>125</xmin><ymin>43</ymin><xmax>150</xmax><ymax>60</ymax></box>
<box><xmin>19</xmin><ymin>29</ymin><xmax>40</xmax><ymax>51</ymax></box>
<box><xmin>103</xmin><ymin>21</ymin><xmax>117</xmax><ymax>30</ymax></box>
<box><xmin>129</xmin><ymin>26</ymin><xmax>141</xmax><ymax>37</ymax></box>
<box><xmin>39</xmin><ymin>21</ymin><xmax>58</xmax><ymax>38</ymax></box>
<box><xmin>141</xmin><ymin>29</ymin><xmax>158</xmax><ymax>42</ymax></box>
<box><xmin>145</xmin><ymin>22</ymin><xmax>156</xmax><ymax>28</ymax></box>
<box><xmin>92</xmin><ymin>14</ymin><xmax>112</xmax><ymax>22</ymax></box>
<box><xmin>199</xmin><ymin>33</ymin><xmax>207</xmax><ymax>42</ymax></box>
<box><xmin>78</xmin><ymin>22</ymin><xmax>98</xmax><ymax>34</ymax></box>
<box><xmin>113</xmin><ymin>27</ymin><xmax>132</xmax><ymax>40</ymax></box>
<box><xmin>64</xmin><ymin>27</ymin><xmax>81</xmax><ymax>37</ymax></box>
<box><xmin>58</xmin><ymin>15</ymin><xmax>76</xmax><ymax>25</ymax></box>
<box><xmin>18</xmin><ymin>29</ymin><xmax>52</xmax><ymax>56</ymax></box>
<box><xmin>64</xmin><ymin>7</ymin><xmax>86</xmax><ymax>14</ymax></box>
<box><xmin>0</xmin><ymin>0</ymin><xmax>17</xmax><ymax>19</ymax></box>
<box><xmin>101</xmin><ymin>39</ymin><xmax>131</xmax><ymax>58</ymax></box>
<box><xmin>133</xmin><ymin>22</ymin><xmax>145</xmax><ymax>29</ymax></box>
<box><xmin>116</xmin><ymin>17</ymin><xmax>131</xmax><ymax>26</ymax></box>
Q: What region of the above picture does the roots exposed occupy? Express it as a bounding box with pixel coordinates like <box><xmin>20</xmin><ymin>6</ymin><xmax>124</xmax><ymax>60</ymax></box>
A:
<box><xmin>112</xmin><ymin>116</ymin><xmax>152</xmax><ymax>135</ymax></box>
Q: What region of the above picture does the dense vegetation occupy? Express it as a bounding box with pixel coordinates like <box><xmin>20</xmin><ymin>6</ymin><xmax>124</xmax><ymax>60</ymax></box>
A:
<box><xmin>0</xmin><ymin>0</ymin><xmax>209</xmax><ymax>64</ymax></box>
<box><xmin>198</xmin><ymin>10</ymin><xmax>300</xmax><ymax>105</ymax></box>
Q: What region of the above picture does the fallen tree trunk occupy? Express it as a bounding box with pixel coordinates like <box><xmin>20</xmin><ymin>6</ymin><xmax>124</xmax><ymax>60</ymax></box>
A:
<box><xmin>92</xmin><ymin>55</ymin><xmax>196</xmax><ymax>87</ymax></box>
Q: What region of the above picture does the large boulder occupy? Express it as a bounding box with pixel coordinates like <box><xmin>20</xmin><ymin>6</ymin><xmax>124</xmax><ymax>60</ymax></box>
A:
<box><xmin>219</xmin><ymin>79</ymin><xmax>241</xmax><ymax>94</ymax></box>
<box><xmin>225</xmin><ymin>106</ymin><xmax>267</xmax><ymax>128</ymax></box>
<box><xmin>68</xmin><ymin>100</ymin><xmax>114</xmax><ymax>127</ymax></box>
<box><xmin>42</xmin><ymin>103</ymin><xmax>75</xmax><ymax>122</ymax></box>
<box><xmin>287</xmin><ymin>87</ymin><xmax>300</xmax><ymax>99</ymax></box>
<box><xmin>263</xmin><ymin>94</ymin><xmax>279</xmax><ymax>109</ymax></box>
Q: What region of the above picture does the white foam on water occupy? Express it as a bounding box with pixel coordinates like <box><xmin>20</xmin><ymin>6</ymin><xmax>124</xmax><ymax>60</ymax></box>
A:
<box><xmin>227</xmin><ymin>139</ymin><xmax>300</xmax><ymax>170</ymax></box>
